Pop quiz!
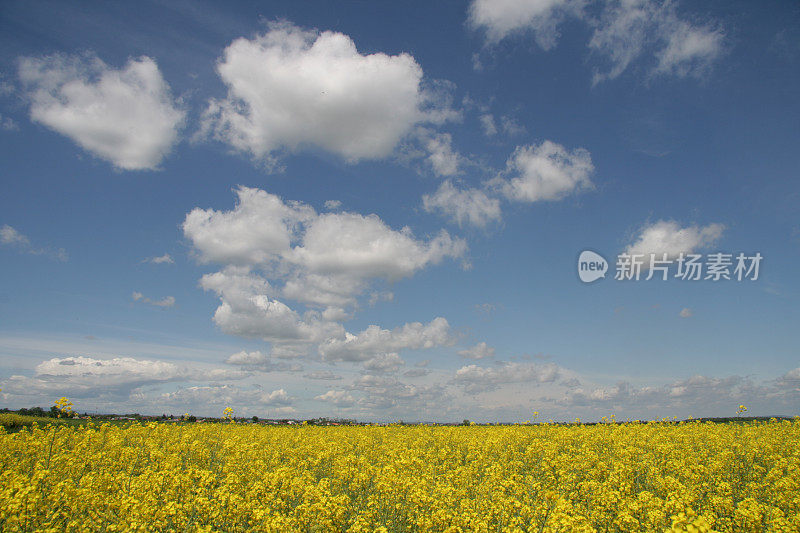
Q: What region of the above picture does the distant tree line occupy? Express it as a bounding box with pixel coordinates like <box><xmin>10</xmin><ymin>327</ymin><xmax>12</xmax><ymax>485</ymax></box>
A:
<box><xmin>1</xmin><ymin>406</ymin><xmax>78</xmax><ymax>418</ymax></box>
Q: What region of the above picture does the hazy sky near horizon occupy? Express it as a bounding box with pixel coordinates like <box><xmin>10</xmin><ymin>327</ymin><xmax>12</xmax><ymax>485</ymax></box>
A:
<box><xmin>1</xmin><ymin>0</ymin><xmax>798</xmax><ymax>421</ymax></box>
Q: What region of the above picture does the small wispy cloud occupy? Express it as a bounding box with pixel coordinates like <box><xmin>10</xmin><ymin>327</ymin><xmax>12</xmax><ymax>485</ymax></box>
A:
<box><xmin>143</xmin><ymin>253</ymin><xmax>174</xmax><ymax>265</ymax></box>
<box><xmin>132</xmin><ymin>291</ymin><xmax>175</xmax><ymax>308</ymax></box>
<box><xmin>0</xmin><ymin>224</ymin><xmax>67</xmax><ymax>261</ymax></box>
<box><xmin>0</xmin><ymin>114</ymin><xmax>18</xmax><ymax>131</ymax></box>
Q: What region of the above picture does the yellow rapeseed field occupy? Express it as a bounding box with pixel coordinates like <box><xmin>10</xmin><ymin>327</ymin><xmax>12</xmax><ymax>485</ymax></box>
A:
<box><xmin>1</xmin><ymin>419</ymin><xmax>798</xmax><ymax>532</ymax></box>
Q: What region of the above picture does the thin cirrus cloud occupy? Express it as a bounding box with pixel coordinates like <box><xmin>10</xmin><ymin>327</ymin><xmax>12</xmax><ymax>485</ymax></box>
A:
<box><xmin>201</xmin><ymin>21</ymin><xmax>453</xmax><ymax>166</ymax></box>
<box><xmin>469</xmin><ymin>0</ymin><xmax>723</xmax><ymax>82</ymax></box>
<box><xmin>589</xmin><ymin>0</ymin><xmax>724</xmax><ymax>83</ymax></box>
<box><xmin>18</xmin><ymin>54</ymin><xmax>185</xmax><ymax>170</ymax></box>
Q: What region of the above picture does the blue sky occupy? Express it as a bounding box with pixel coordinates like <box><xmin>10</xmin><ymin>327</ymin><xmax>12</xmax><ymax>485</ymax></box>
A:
<box><xmin>0</xmin><ymin>0</ymin><xmax>798</xmax><ymax>421</ymax></box>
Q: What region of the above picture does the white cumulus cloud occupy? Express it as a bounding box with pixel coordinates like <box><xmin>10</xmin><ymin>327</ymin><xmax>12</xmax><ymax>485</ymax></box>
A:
<box><xmin>202</xmin><ymin>21</ymin><xmax>446</xmax><ymax>165</ymax></box>
<box><xmin>183</xmin><ymin>186</ymin><xmax>314</xmax><ymax>266</ymax></box>
<box><xmin>199</xmin><ymin>267</ymin><xmax>341</xmax><ymax>343</ymax></box>
<box><xmin>362</xmin><ymin>353</ymin><xmax>405</xmax><ymax>374</ymax></box>
<box><xmin>624</xmin><ymin>220</ymin><xmax>724</xmax><ymax>261</ymax></box>
<box><xmin>185</xmin><ymin>186</ymin><xmax>465</xmax><ymax>318</ymax></box>
<box><xmin>19</xmin><ymin>54</ymin><xmax>184</xmax><ymax>170</ymax></box>
<box><xmin>183</xmin><ymin>187</ymin><xmax>466</xmax><ymax>368</ymax></box>
<box><xmin>492</xmin><ymin>140</ymin><xmax>594</xmax><ymax>202</ymax></box>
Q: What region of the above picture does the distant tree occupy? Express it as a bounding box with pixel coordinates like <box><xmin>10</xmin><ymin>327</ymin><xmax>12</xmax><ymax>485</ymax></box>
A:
<box><xmin>252</xmin><ymin>416</ymin><xmax>259</xmax><ymax>422</ymax></box>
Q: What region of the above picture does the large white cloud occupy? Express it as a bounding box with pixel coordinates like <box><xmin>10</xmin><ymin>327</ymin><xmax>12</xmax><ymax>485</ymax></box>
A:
<box><xmin>185</xmin><ymin>187</ymin><xmax>466</xmax><ymax>320</ymax></box>
<box><xmin>492</xmin><ymin>140</ymin><xmax>594</xmax><ymax>202</ymax></box>
<box><xmin>318</xmin><ymin>317</ymin><xmax>454</xmax><ymax>362</ymax></box>
<box><xmin>202</xmin><ymin>21</ymin><xmax>447</xmax><ymax>164</ymax></box>
<box><xmin>423</xmin><ymin>181</ymin><xmax>502</xmax><ymax>228</ymax></box>
<box><xmin>468</xmin><ymin>0</ymin><xmax>583</xmax><ymax>49</ymax></box>
<box><xmin>19</xmin><ymin>55</ymin><xmax>184</xmax><ymax>170</ymax></box>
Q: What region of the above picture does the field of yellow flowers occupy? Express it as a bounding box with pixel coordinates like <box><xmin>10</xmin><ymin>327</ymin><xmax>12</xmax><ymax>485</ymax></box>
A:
<box><xmin>1</xmin><ymin>419</ymin><xmax>798</xmax><ymax>532</ymax></box>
